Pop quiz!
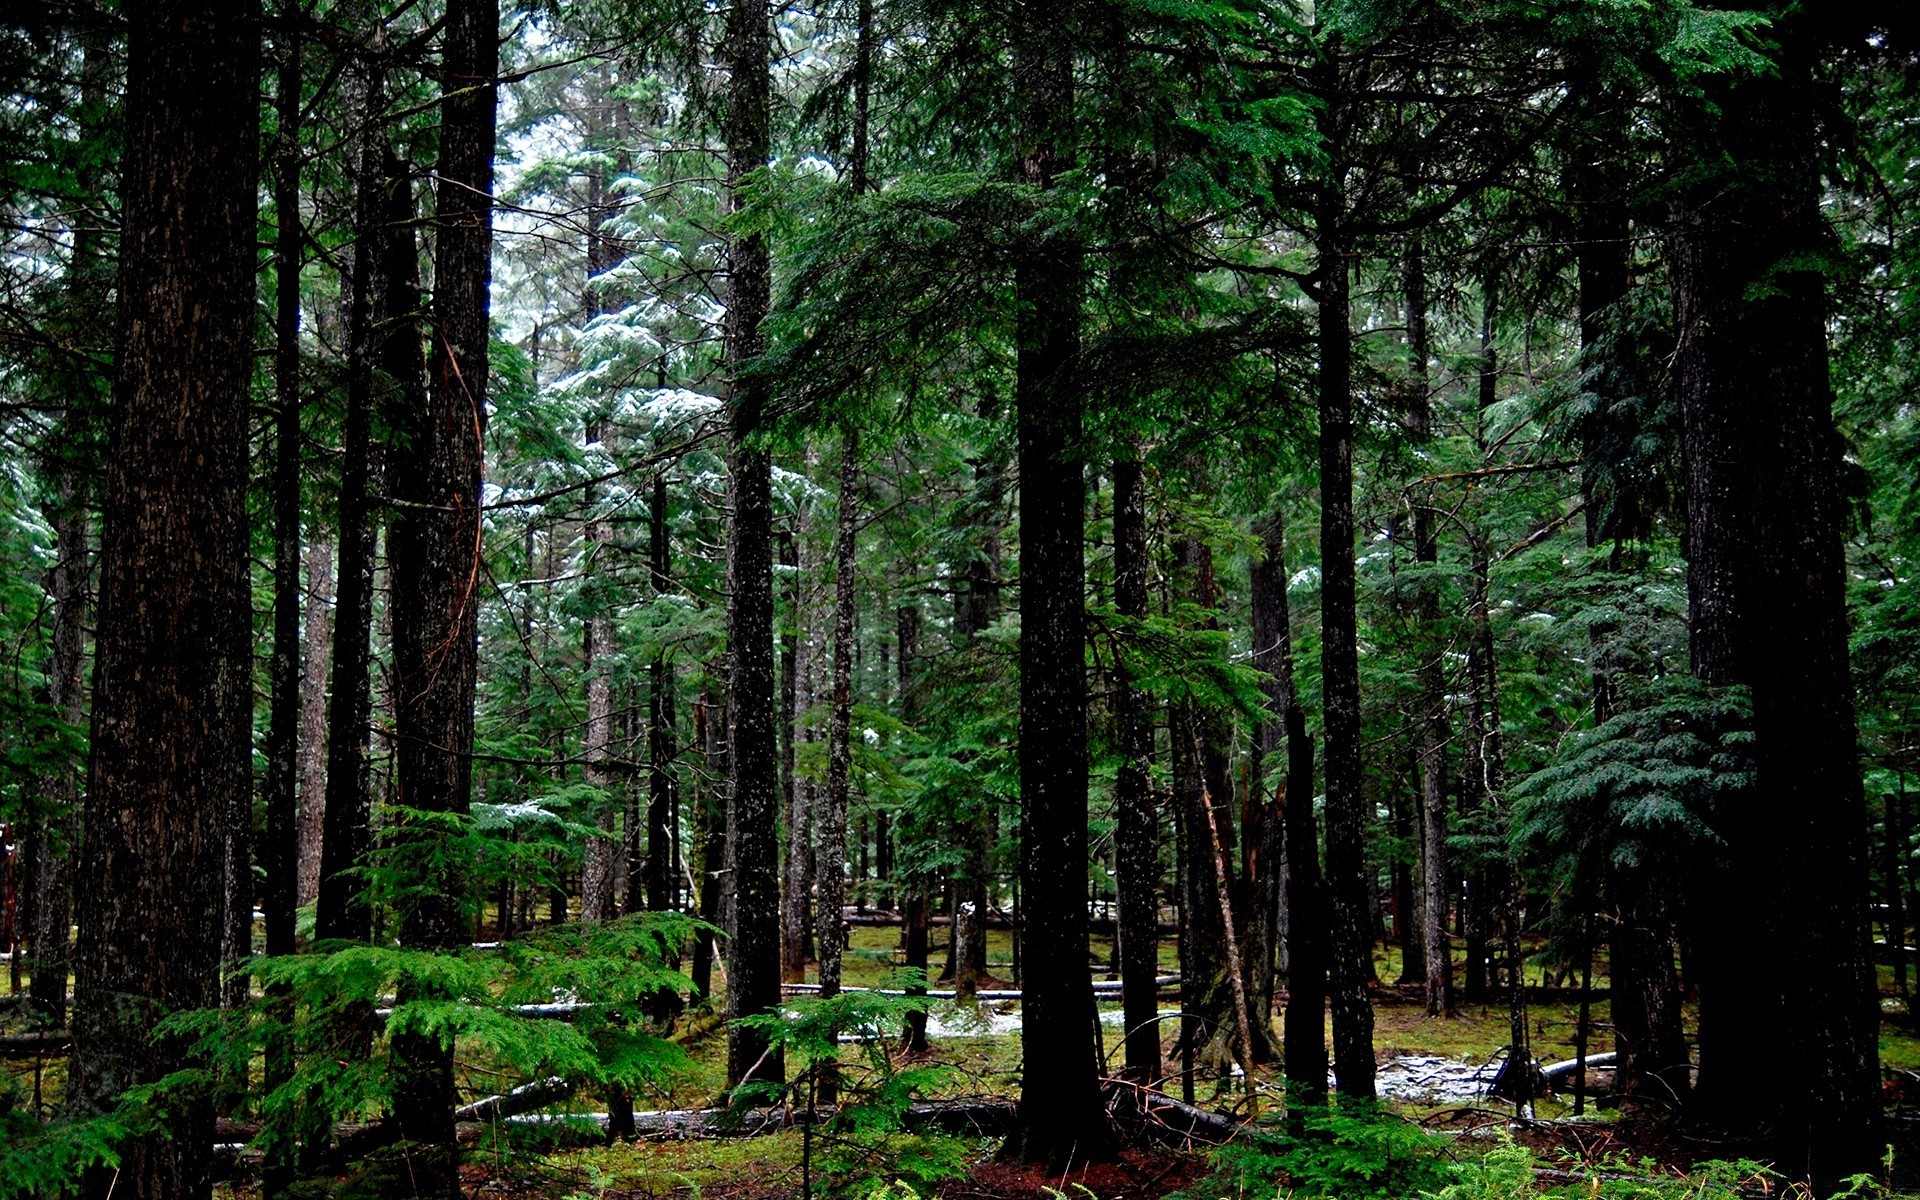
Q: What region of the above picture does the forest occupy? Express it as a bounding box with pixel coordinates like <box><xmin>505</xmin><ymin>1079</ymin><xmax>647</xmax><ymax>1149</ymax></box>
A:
<box><xmin>0</xmin><ymin>0</ymin><xmax>1917</xmax><ymax>1198</ymax></box>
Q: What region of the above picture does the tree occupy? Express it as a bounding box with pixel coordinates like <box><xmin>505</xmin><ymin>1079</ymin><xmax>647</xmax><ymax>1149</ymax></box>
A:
<box><xmin>1002</xmin><ymin>0</ymin><xmax>1112</xmax><ymax>1168</ymax></box>
<box><xmin>1667</xmin><ymin>10</ymin><xmax>1878</xmax><ymax>1179</ymax></box>
<box><xmin>721</xmin><ymin>0</ymin><xmax>785</xmax><ymax>1095</ymax></box>
<box><xmin>67</xmin><ymin>2</ymin><xmax>259</xmax><ymax>1198</ymax></box>
<box><xmin>385</xmin><ymin>0</ymin><xmax>497</xmax><ymax>1184</ymax></box>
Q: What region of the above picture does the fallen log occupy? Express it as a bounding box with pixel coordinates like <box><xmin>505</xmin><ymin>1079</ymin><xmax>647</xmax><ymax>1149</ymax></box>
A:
<box><xmin>1539</xmin><ymin>1050</ymin><xmax>1618</xmax><ymax>1088</ymax></box>
<box><xmin>0</xmin><ymin>1029</ymin><xmax>70</xmax><ymax>1058</ymax></box>
<box><xmin>781</xmin><ymin>975</ymin><xmax>1180</xmax><ymax>1002</ymax></box>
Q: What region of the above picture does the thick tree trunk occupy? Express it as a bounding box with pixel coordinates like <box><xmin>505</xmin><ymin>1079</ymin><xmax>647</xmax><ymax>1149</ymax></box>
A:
<box><xmin>720</xmin><ymin>0</ymin><xmax>784</xmax><ymax>1094</ymax></box>
<box><xmin>386</xmin><ymin>0</ymin><xmax>494</xmax><ymax>1185</ymax></box>
<box><xmin>1670</xmin><ymin>26</ymin><xmax>1879</xmax><ymax>1180</ymax></box>
<box><xmin>1112</xmin><ymin>457</ymin><xmax>1160</xmax><ymax>1084</ymax></box>
<box><xmin>1316</xmin><ymin>202</ymin><xmax>1376</xmax><ymax>1100</ymax></box>
<box><xmin>69</xmin><ymin>5</ymin><xmax>258</xmax><ymax>1197</ymax></box>
<box><xmin>296</xmin><ymin>539</ymin><xmax>333</xmax><ymax>910</ymax></box>
<box><xmin>1004</xmin><ymin>3</ymin><xmax>1110</xmax><ymax>1165</ymax></box>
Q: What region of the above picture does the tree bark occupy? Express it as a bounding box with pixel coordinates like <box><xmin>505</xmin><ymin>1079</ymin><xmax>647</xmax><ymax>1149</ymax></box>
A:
<box><xmin>720</xmin><ymin>0</ymin><xmax>784</xmax><ymax>1095</ymax></box>
<box><xmin>782</xmin><ymin>524</ymin><xmax>812</xmax><ymax>982</ymax></box>
<box><xmin>69</xmin><ymin>4</ymin><xmax>258</xmax><ymax>1197</ymax></box>
<box><xmin>1112</xmin><ymin>456</ymin><xmax>1160</xmax><ymax>1084</ymax></box>
<box><xmin>296</xmin><ymin>539</ymin><xmax>333</xmax><ymax>910</ymax></box>
<box><xmin>1004</xmin><ymin>0</ymin><xmax>1110</xmax><ymax>1165</ymax></box>
<box><xmin>386</xmin><ymin>0</ymin><xmax>494</xmax><ymax>1183</ymax></box>
<box><xmin>1669</xmin><ymin>23</ymin><xmax>1879</xmax><ymax>1180</ymax></box>
<box><xmin>1316</xmin><ymin>195</ymin><xmax>1376</xmax><ymax>1100</ymax></box>
<box><xmin>314</xmin><ymin>28</ymin><xmax>388</xmax><ymax>949</ymax></box>
<box><xmin>643</xmin><ymin>474</ymin><xmax>675</xmax><ymax>914</ymax></box>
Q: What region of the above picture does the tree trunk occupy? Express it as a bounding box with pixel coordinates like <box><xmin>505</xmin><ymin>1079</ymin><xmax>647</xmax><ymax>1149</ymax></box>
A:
<box><xmin>1670</xmin><ymin>23</ymin><xmax>1879</xmax><ymax>1179</ymax></box>
<box><xmin>314</xmin><ymin>30</ymin><xmax>388</xmax><ymax>949</ymax></box>
<box><xmin>1316</xmin><ymin>196</ymin><xmax>1376</xmax><ymax>1100</ymax></box>
<box><xmin>1402</xmin><ymin>240</ymin><xmax>1452</xmax><ymax>1017</ymax></box>
<box><xmin>69</xmin><ymin>5</ymin><xmax>257</xmax><ymax>1197</ymax></box>
<box><xmin>819</xmin><ymin>433</ymin><xmax>858</xmax><ymax>1002</ymax></box>
<box><xmin>1257</xmin><ymin>508</ymin><xmax>1327</xmax><ymax>1105</ymax></box>
<box><xmin>31</xmin><ymin>468</ymin><xmax>85</xmax><ymax>1026</ymax></box>
<box><xmin>1112</xmin><ymin>456</ymin><xmax>1160</xmax><ymax>1084</ymax></box>
<box><xmin>720</xmin><ymin>0</ymin><xmax>784</xmax><ymax>1095</ymax></box>
<box><xmin>643</xmin><ymin>475</ymin><xmax>675</xmax><ymax>914</ymax></box>
<box><xmin>263</xmin><ymin>23</ymin><xmax>303</xmax><ymax>1191</ymax></box>
<box><xmin>386</xmin><ymin>0</ymin><xmax>494</xmax><ymax>1183</ymax></box>
<box><xmin>1004</xmin><ymin>3</ymin><xmax>1109</xmax><ymax>1165</ymax></box>
<box><xmin>579</xmin><ymin>166</ymin><xmax>623</xmax><ymax>927</ymax></box>
<box><xmin>296</xmin><ymin>539</ymin><xmax>333</xmax><ymax>910</ymax></box>
<box><xmin>782</xmin><ymin>523</ymin><xmax>812</xmax><ymax>983</ymax></box>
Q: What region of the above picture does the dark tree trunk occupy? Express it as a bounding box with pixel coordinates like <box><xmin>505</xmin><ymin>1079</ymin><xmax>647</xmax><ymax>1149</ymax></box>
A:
<box><xmin>69</xmin><ymin>5</ymin><xmax>258</xmax><ymax>1198</ymax></box>
<box><xmin>1004</xmin><ymin>3</ymin><xmax>1110</xmax><ymax>1165</ymax></box>
<box><xmin>643</xmin><ymin>475</ymin><xmax>675</xmax><ymax>914</ymax></box>
<box><xmin>263</xmin><ymin>21</ymin><xmax>303</xmax><ymax>1193</ymax></box>
<box><xmin>1316</xmin><ymin>199</ymin><xmax>1376</xmax><ymax>1100</ymax></box>
<box><xmin>314</xmin><ymin>37</ymin><xmax>388</xmax><ymax>949</ymax></box>
<box><xmin>386</xmin><ymin>0</ymin><xmax>494</xmax><ymax>1184</ymax></box>
<box><xmin>720</xmin><ymin>0</ymin><xmax>784</xmax><ymax>1094</ymax></box>
<box><xmin>1112</xmin><ymin>456</ymin><xmax>1160</xmax><ymax>1084</ymax></box>
<box><xmin>1669</xmin><ymin>24</ymin><xmax>1879</xmax><ymax>1180</ymax></box>
<box><xmin>691</xmin><ymin>692</ymin><xmax>724</xmax><ymax>999</ymax></box>
<box><xmin>897</xmin><ymin>603</ymin><xmax>930</xmax><ymax>1053</ymax></box>
<box><xmin>1258</xmin><ymin>508</ymin><xmax>1327</xmax><ymax>1105</ymax></box>
<box><xmin>31</xmin><ymin>468</ymin><xmax>85</xmax><ymax>1026</ymax></box>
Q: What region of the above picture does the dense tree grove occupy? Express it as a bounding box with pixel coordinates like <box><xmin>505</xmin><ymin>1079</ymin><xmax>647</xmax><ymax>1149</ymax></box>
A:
<box><xmin>1</xmin><ymin>0</ymin><xmax>1918</xmax><ymax>1197</ymax></box>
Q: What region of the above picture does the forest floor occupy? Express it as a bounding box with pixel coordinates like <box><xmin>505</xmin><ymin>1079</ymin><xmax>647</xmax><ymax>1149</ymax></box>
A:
<box><xmin>13</xmin><ymin>924</ymin><xmax>1920</xmax><ymax>1200</ymax></box>
<box><xmin>361</xmin><ymin>929</ymin><xmax>1920</xmax><ymax>1200</ymax></box>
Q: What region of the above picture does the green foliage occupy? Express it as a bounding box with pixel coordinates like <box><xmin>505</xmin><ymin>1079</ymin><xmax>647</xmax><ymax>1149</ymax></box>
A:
<box><xmin>1188</xmin><ymin>1103</ymin><xmax>1457</xmax><ymax>1200</ymax></box>
<box><xmin>734</xmin><ymin>971</ymin><xmax>967</xmax><ymax>1192</ymax></box>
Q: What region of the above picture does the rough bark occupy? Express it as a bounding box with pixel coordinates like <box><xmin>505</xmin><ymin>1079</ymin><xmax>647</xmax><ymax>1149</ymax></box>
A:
<box><xmin>1112</xmin><ymin>456</ymin><xmax>1160</xmax><ymax>1084</ymax></box>
<box><xmin>720</xmin><ymin>0</ymin><xmax>784</xmax><ymax>1094</ymax></box>
<box><xmin>1004</xmin><ymin>0</ymin><xmax>1111</xmax><ymax>1165</ymax></box>
<box><xmin>1316</xmin><ymin>196</ymin><xmax>1376</xmax><ymax>1099</ymax></box>
<box><xmin>1669</xmin><ymin>23</ymin><xmax>1879</xmax><ymax>1179</ymax></box>
<box><xmin>69</xmin><ymin>4</ymin><xmax>258</xmax><ymax>1197</ymax></box>
<box><xmin>296</xmin><ymin>539</ymin><xmax>333</xmax><ymax>910</ymax></box>
<box><xmin>385</xmin><ymin>0</ymin><xmax>494</xmax><ymax>1184</ymax></box>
